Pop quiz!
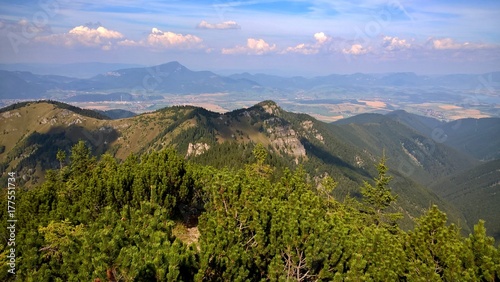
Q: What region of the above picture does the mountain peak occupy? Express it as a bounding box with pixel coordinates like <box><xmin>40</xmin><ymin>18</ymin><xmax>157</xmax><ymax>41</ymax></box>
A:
<box><xmin>256</xmin><ymin>100</ymin><xmax>278</xmax><ymax>107</ymax></box>
<box><xmin>254</xmin><ymin>100</ymin><xmax>281</xmax><ymax>115</ymax></box>
<box><xmin>156</xmin><ymin>61</ymin><xmax>188</xmax><ymax>71</ymax></box>
<box><xmin>387</xmin><ymin>109</ymin><xmax>408</xmax><ymax>114</ymax></box>
<box><xmin>162</xmin><ymin>61</ymin><xmax>182</xmax><ymax>67</ymax></box>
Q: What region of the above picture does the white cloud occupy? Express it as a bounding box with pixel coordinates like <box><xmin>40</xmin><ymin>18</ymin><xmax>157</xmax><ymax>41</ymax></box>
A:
<box><xmin>314</xmin><ymin>32</ymin><xmax>328</xmax><ymax>45</ymax></box>
<box><xmin>116</xmin><ymin>39</ymin><xmax>140</xmax><ymax>47</ymax></box>
<box><xmin>146</xmin><ymin>28</ymin><xmax>202</xmax><ymax>48</ymax></box>
<box><xmin>383</xmin><ymin>36</ymin><xmax>411</xmax><ymax>51</ymax></box>
<box><xmin>118</xmin><ymin>28</ymin><xmax>203</xmax><ymax>49</ymax></box>
<box><xmin>222</xmin><ymin>38</ymin><xmax>276</xmax><ymax>55</ymax></box>
<box><xmin>197</xmin><ymin>20</ymin><xmax>241</xmax><ymax>30</ymax></box>
<box><xmin>431</xmin><ymin>38</ymin><xmax>493</xmax><ymax>50</ymax></box>
<box><xmin>282</xmin><ymin>32</ymin><xmax>331</xmax><ymax>55</ymax></box>
<box><xmin>432</xmin><ymin>38</ymin><xmax>463</xmax><ymax>50</ymax></box>
<box><xmin>36</xmin><ymin>25</ymin><xmax>123</xmax><ymax>50</ymax></box>
<box><xmin>342</xmin><ymin>44</ymin><xmax>368</xmax><ymax>55</ymax></box>
<box><xmin>282</xmin><ymin>43</ymin><xmax>319</xmax><ymax>55</ymax></box>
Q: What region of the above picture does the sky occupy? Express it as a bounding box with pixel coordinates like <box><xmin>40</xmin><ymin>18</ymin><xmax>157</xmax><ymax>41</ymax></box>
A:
<box><xmin>0</xmin><ymin>0</ymin><xmax>499</xmax><ymax>75</ymax></box>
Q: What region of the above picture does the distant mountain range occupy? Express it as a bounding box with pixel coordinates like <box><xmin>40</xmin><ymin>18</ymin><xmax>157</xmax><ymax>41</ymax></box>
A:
<box><xmin>62</xmin><ymin>61</ymin><xmax>260</xmax><ymax>93</ymax></box>
<box><xmin>1</xmin><ymin>61</ymin><xmax>499</xmax><ymax>100</ymax></box>
<box><xmin>1</xmin><ymin>100</ymin><xmax>499</xmax><ymax>239</ymax></box>
<box><xmin>229</xmin><ymin>71</ymin><xmax>500</xmax><ymax>90</ymax></box>
<box><xmin>0</xmin><ymin>62</ymin><xmax>144</xmax><ymax>78</ymax></box>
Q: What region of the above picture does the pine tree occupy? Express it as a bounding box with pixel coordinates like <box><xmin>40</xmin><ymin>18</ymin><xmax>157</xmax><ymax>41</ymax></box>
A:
<box><xmin>361</xmin><ymin>155</ymin><xmax>401</xmax><ymax>227</ymax></box>
<box><xmin>56</xmin><ymin>149</ymin><xmax>66</xmax><ymax>169</ymax></box>
<box><xmin>69</xmin><ymin>140</ymin><xmax>94</xmax><ymax>175</ymax></box>
<box><xmin>463</xmin><ymin>220</ymin><xmax>500</xmax><ymax>281</ymax></box>
<box><xmin>405</xmin><ymin>205</ymin><xmax>468</xmax><ymax>280</ymax></box>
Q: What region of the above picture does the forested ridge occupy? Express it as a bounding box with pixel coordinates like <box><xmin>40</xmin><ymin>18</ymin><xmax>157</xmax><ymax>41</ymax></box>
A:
<box><xmin>1</xmin><ymin>141</ymin><xmax>499</xmax><ymax>281</ymax></box>
<box><xmin>0</xmin><ymin>100</ymin><xmax>483</xmax><ymax>236</ymax></box>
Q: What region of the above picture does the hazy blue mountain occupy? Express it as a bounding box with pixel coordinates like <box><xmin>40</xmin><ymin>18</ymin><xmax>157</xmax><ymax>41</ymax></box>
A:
<box><xmin>0</xmin><ymin>70</ymin><xmax>79</xmax><ymax>99</ymax></box>
<box><xmin>63</xmin><ymin>61</ymin><xmax>261</xmax><ymax>93</ymax></box>
<box><xmin>229</xmin><ymin>71</ymin><xmax>500</xmax><ymax>91</ymax></box>
<box><xmin>0</xmin><ymin>62</ymin><xmax>145</xmax><ymax>78</ymax></box>
<box><xmin>228</xmin><ymin>73</ymin><xmax>310</xmax><ymax>89</ymax></box>
<box><xmin>0</xmin><ymin>70</ymin><xmax>48</xmax><ymax>99</ymax></box>
<box><xmin>2</xmin><ymin>61</ymin><xmax>500</xmax><ymax>100</ymax></box>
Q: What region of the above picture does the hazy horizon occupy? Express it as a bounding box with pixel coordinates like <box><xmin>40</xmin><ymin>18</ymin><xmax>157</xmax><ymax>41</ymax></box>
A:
<box><xmin>1</xmin><ymin>61</ymin><xmax>499</xmax><ymax>79</ymax></box>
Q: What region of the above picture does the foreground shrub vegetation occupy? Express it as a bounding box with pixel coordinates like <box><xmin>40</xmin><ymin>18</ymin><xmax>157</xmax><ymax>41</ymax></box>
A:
<box><xmin>1</xmin><ymin>141</ymin><xmax>499</xmax><ymax>281</ymax></box>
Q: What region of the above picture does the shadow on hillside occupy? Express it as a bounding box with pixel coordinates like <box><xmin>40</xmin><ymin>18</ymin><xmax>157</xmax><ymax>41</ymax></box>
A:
<box><xmin>300</xmin><ymin>138</ymin><xmax>372</xmax><ymax>180</ymax></box>
<box><xmin>15</xmin><ymin>124</ymin><xmax>120</xmax><ymax>171</ymax></box>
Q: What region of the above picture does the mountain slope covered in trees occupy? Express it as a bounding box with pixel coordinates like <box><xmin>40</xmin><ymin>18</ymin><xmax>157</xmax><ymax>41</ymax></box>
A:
<box><xmin>0</xmin><ymin>100</ymin><xmax>469</xmax><ymax>230</ymax></box>
<box><xmin>332</xmin><ymin>113</ymin><xmax>479</xmax><ymax>185</ymax></box>
<box><xmin>1</xmin><ymin>143</ymin><xmax>498</xmax><ymax>281</ymax></box>
<box><xmin>332</xmin><ymin>111</ymin><xmax>500</xmax><ymax>241</ymax></box>
<box><xmin>2</xmin><ymin>101</ymin><xmax>499</xmax><ymax>239</ymax></box>
<box><xmin>378</xmin><ymin>110</ymin><xmax>500</xmax><ymax>161</ymax></box>
<box><xmin>431</xmin><ymin>159</ymin><xmax>500</xmax><ymax>240</ymax></box>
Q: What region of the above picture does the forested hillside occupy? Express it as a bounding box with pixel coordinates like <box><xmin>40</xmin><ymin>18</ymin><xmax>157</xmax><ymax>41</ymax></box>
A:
<box><xmin>332</xmin><ymin>110</ymin><xmax>500</xmax><ymax>241</ymax></box>
<box><xmin>1</xmin><ymin>142</ymin><xmax>498</xmax><ymax>281</ymax></box>
<box><xmin>332</xmin><ymin>114</ymin><xmax>477</xmax><ymax>186</ymax></box>
<box><xmin>431</xmin><ymin>159</ymin><xmax>500</xmax><ymax>241</ymax></box>
<box><xmin>384</xmin><ymin>111</ymin><xmax>500</xmax><ymax>161</ymax></box>
<box><xmin>2</xmin><ymin>100</ymin><xmax>499</xmax><ymax>240</ymax></box>
<box><xmin>1</xmin><ymin>100</ymin><xmax>466</xmax><ymax>231</ymax></box>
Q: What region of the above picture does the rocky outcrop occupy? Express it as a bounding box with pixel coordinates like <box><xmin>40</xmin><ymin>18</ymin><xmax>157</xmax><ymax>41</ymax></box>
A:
<box><xmin>186</xmin><ymin>142</ymin><xmax>210</xmax><ymax>157</ymax></box>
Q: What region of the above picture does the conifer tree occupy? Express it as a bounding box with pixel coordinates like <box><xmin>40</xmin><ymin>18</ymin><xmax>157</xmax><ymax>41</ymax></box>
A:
<box><xmin>69</xmin><ymin>140</ymin><xmax>94</xmax><ymax>175</ymax></box>
<box><xmin>361</xmin><ymin>155</ymin><xmax>401</xmax><ymax>227</ymax></box>
<box><xmin>56</xmin><ymin>149</ymin><xmax>66</xmax><ymax>169</ymax></box>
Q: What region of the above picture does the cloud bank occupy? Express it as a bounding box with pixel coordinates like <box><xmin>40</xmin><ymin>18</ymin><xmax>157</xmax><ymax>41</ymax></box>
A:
<box><xmin>222</xmin><ymin>38</ymin><xmax>277</xmax><ymax>55</ymax></box>
<box><xmin>197</xmin><ymin>20</ymin><xmax>241</xmax><ymax>30</ymax></box>
<box><xmin>36</xmin><ymin>25</ymin><xmax>123</xmax><ymax>50</ymax></box>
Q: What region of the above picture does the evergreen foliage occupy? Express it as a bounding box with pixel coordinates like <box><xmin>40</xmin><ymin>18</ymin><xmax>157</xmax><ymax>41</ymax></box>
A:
<box><xmin>360</xmin><ymin>155</ymin><xmax>402</xmax><ymax>228</ymax></box>
<box><xmin>0</xmin><ymin>142</ymin><xmax>498</xmax><ymax>281</ymax></box>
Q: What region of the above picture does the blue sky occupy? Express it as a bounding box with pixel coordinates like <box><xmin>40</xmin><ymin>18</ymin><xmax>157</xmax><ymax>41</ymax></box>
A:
<box><xmin>0</xmin><ymin>0</ymin><xmax>499</xmax><ymax>75</ymax></box>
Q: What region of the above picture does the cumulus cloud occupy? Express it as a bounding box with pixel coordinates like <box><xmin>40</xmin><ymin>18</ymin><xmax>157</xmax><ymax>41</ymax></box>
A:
<box><xmin>431</xmin><ymin>38</ymin><xmax>494</xmax><ymax>51</ymax></box>
<box><xmin>314</xmin><ymin>32</ymin><xmax>329</xmax><ymax>45</ymax></box>
<box><xmin>116</xmin><ymin>39</ymin><xmax>139</xmax><ymax>47</ymax></box>
<box><xmin>432</xmin><ymin>38</ymin><xmax>464</xmax><ymax>50</ymax></box>
<box><xmin>147</xmin><ymin>28</ymin><xmax>202</xmax><ymax>48</ymax></box>
<box><xmin>118</xmin><ymin>28</ymin><xmax>203</xmax><ymax>49</ymax></box>
<box><xmin>282</xmin><ymin>32</ymin><xmax>331</xmax><ymax>55</ymax></box>
<box><xmin>69</xmin><ymin>26</ymin><xmax>123</xmax><ymax>42</ymax></box>
<box><xmin>36</xmin><ymin>25</ymin><xmax>123</xmax><ymax>50</ymax></box>
<box><xmin>222</xmin><ymin>38</ymin><xmax>276</xmax><ymax>55</ymax></box>
<box><xmin>383</xmin><ymin>36</ymin><xmax>411</xmax><ymax>51</ymax></box>
<box><xmin>197</xmin><ymin>20</ymin><xmax>240</xmax><ymax>30</ymax></box>
<box><xmin>282</xmin><ymin>43</ymin><xmax>319</xmax><ymax>55</ymax></box>
<box><xmin>342</xmin><ymin>44</ymin><xmax>369</xmax><ymax>55</ymax></box>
